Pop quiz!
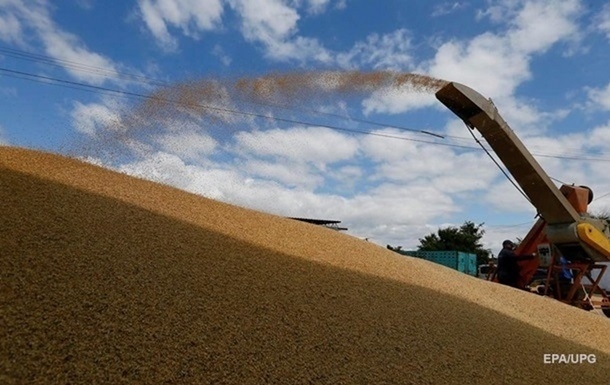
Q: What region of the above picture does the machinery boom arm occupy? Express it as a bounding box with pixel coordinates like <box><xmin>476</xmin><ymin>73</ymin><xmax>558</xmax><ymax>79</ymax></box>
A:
<box><xmin>435</xmin><ymin>82</ymin><xmax>580</xmax><ymax>225</ymax></box>
<box><xmin>436</xmin><ymin>82</ymin><xmax>610</xmax><ymax>263</ymax></box>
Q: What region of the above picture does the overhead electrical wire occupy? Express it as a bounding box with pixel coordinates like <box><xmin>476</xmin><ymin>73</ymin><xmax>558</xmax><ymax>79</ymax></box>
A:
<box><xmin>549</xmin><ymin>176</ymin><xmax>569</xmax><ymax>186</ymax></box>
<box><xmin>5</xmin><ymin>54</ymin><xmax>610</xmax><ymax>215</ymax></box>
<box><xmin>463</xmin><ymin>122</ymin><xmax>532</xmax><ymax>204</ymax></box>
<box><xmin>465</xmin><ymin>125</ymin><xmax>610</xmax><ymax>211</ymax></box>
<box><xmin>0</xmin><ymin>66</ymin><xmax>469</xmax><ymax>148</ymax></box>
<box><xmin>0</xmin><ymin>45</ymin><xmax>445</xmax><ymax>138</ymax></box>
<box><xmin>0</xmin><ymin>46</ymin><xmax>167</xmax><ymax>87</ymax></box>
<box><xmin>3</xmin><ymin>45</ymin><xmax>610</xmax><ymax>163</ymax></box>
<box><xmin>593</xmin><ymin>191</ymin><xmax>610</xmax><ymax>203</ymax></box>
<box><xmin>486</xmin><ymin>221</ymin><xmax>537</xmax><ymax>229</ymax></box>
<box><xmin>5</xmin><ymin>47</ymin><xmax>610</xmax><ymax>232</ymax></box>
<box><xmin>5</xmin><ymin>64</ymin><xmax>610</xmax><ymax>164</ymax></box>
<box><xmin>8</xmin><ymin>45</ymin><xmax>610</xmax><ymax>153</ymax></box>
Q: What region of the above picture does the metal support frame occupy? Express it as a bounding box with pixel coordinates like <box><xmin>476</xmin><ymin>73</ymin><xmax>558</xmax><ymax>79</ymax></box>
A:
<box><xmin>542</xmin><ymin>255</ymin><xmax>610</xmax><ymax>311</ymax></box>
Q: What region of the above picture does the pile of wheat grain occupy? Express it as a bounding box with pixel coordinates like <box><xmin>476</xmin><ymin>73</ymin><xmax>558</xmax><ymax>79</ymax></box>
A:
<box><xmin>2</xmin><ymin>146</ymin><xmax>610</xmax><ymax>384</ymax></box>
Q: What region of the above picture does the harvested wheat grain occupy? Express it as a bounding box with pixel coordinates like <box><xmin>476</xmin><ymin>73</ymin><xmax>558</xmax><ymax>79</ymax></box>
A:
<box><xmin>71</xmin><ymin>71</ymin><xmax>449</xmax><ymax>163</ymax></box>
<box><xmin>1</xmin><ymin>146</ymin><xmax>610</xmax><ymax>384</ymax></box>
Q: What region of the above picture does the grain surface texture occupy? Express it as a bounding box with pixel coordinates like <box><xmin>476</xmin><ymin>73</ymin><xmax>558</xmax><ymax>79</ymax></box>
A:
<box><xmin>2</xmin><ymin>146</ymin><xmax>610</xmax><ymax>384</ymax></box>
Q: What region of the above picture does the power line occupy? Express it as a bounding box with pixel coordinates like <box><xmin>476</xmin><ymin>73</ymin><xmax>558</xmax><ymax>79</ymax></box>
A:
<box><xmin>243</xmin><ymin>97</ymin><xmax>446</xmax><ymax>138</ymax></box>
<box><xmin>549</xmin><ymin>176</ymin><xmax>569</xmax><ymax>185</ymax></box>
<box><xmin>0</xmin><ymin>46</ymin><xmax>167</xmax><ymax>87</ymax></box>
<box><xmin>4</xmin><ymin>58</ymin><xmax>610</xmax><ymax>163</ymax></box>
<box><xmin>6</xmin><ymin>64</ymin><xmax>610</xmax><ymax>164</ymax></box>
<box><xmin>7</xmin><ymin>62</ymin><xmax>610</xmax><ymax>204</ymax></box>
<box><xmin>593</xmin><ymin>191</ymin><xmax>610</xmax><ymax>202</ymax></box>
<box><xmin>5</xmin><ymin>45</ymin><xmax>610</xmax><ymax>162</ymax></box>
<box><xmin>464</xmin><ymin>123</ymin><xmax>532</xmax><ymax>204</ymax></box>
<box><xmin>485</xmin><ymin>221</ymin><xmax>537</xmax><ymax>229</ymax></box>
<box><xmin>0</xmin><ymin>45</ymin><xmax>447</xmax><ymax>138</ymax></box>
<box><xmin>0</xmin><ymin>66</ymin><xmax>465</xmax><ymax>147</ymax></box>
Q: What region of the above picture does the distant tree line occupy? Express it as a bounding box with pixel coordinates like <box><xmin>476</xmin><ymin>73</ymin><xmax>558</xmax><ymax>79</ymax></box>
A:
<box><xmin>388</xmin><ymin>221</ymin><xmax>491</xmax><ymax>266</ymax></box>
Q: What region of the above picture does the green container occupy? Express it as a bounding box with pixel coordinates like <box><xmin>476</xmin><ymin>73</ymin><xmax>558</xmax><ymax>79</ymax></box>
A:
<box><xmin>400</xmin><ymin>250</ymin><xmax>477</xmax><ymax>276</ymax></box>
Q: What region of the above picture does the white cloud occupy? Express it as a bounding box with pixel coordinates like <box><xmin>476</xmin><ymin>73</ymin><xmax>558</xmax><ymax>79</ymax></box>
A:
<box><xmin>116</xmin><ymin>150</ymin><xmax>319</xmax><ymax>207</ymax></box>
<box><xmin>101</xmin><ymin>111</ymin><xmax>610</xmax><ymax>250</ymax></box>
<box><xmin>432</xmin><ymin>2</ymin><xmax>467</xmax><ymax>17</ymax></box>
<box><xmin>484</xmin><ymin>178</ymin><xmax>539</xmax><ymax>214</ymax></box>
<box><xmin>362</xmin><ymin>88</ymin><xmax>438</xmax><ymax>115</ymax></box>
<box><xmin>337</xmin><ymin>29</ymin><xmax>414</xmax><ymax>70</ymax></box>
<box><xmin>0</xmin><ymin>10</ymin><xmax>22</xmax><ymax>44</ymax></box>
<box><xmin>428</xmin><ymin>33</ymin><xmax>530</xmax><ymax>99</ymax></box>
<box><xmin>262</xmin><ymin>35</ymin><xmax>332</xmax><ymax>62</ymax></box>
<box><xmin>294</xmin><ymin>0</ymin><xmax>344</xmax><ymax>15</ymax></box>
<box><xmin>507</xmin><ymin>0</ymin><xmax>582</xmax><ymax>54</ymax></box>
<box><xmin>360</xmin><ymin>129</ymin><xmax>498</xmax><ymax>192</ymax></box>
<box><xmin>155</xmin><ymin>130</ymin><xmax>218</xmax><ymax>161</ymax></box>
<box><xmin>478</xmin><ymin>0</ymin><xmax>582</xmax><ymax>51</ymax></box>
<box><xmin>364</xmin><ymin>0</ymin><xmax>583</xmax><ymax>121</ymax></box>
<box><xmin>75</xmin><ymin>0</ymin><xmax>95</xmax><ymax>10</ymax></box>
<box><xmin>212</xmin><ymin>44</ymin><xmax>232</xmax><ymax>66</ymax></box>
<box><xmin>137</xmin><ymin>0</ymin><xmax>224</xmax><ymax>51</ymax></box>
<box><xmin>339</xmin><ymin>183</ymin><xmax>458</xmax><ymax>228</ymax></box>
<box><xmin>305</xmin><ymin>0</ymin><xmax>330</xmax><ymax>14</ymax></box>
<box><xmin>359</xmin><ymin>130</ymin><xmax>420</xmax><ymax>163</ymax></box>
<box><xmin>227</xmin><ymin>0</ymin><xmax>332</xmax><ymax>62</ymax></box>
<box><xmin>231</xmin><ymin>0</ymin><xmax>298</xmax><ymax>42</ymax></box>
<box><xmin>241</xmin><ymin>159</ymin><xmax>324</xmax><ymax>188</ymax></box>
<box><xmin>99</xmin><ymin>115</ymin><xmax>472</xmax><ymax>246</ymax></box>
<box><xmin>587</xmin><ymin>83</ymin><xmax>610</xmax><ymax>111</ymax></box>
<box><xmin>476</xmin><ymin>125</ymin><xmax>610</xmax><ymax>217</ymax></box>
<box><xmin>597</xmin><ymin>4</ymin><xmax>610</xmax><ymax>39</ymax></box>
<box><xmin>134</xmin><ymin>0</ymin><xmax>334</xmax><ymax>62</ymax></box>
<box><xmin>41</xmin><ymin>30</ymin><xmax>122</xmax><ymax>85</ymax></box>
<box><xmin>361</xmin><ymin>28</ymin><xmax>534</xmax><ymax>114</ymax></box>
<box><xmin>71</xmin><ymin>99</ymin><xmax>125</xmax><ymax>136</ymax></box>
<box><xmin>134</xmin><ymin>0</ymin><xmax>416</xmax><ymax>67</ymax></box>
<box><xmin>138</xmin><ymin>1</ymin><xmax>175</xmax><ymax>50</ymax></box>
<box><xmin>525</xmin><ymin>133</ymin><xmax>587</xmax><ymax>159</ymax></box>
<box><xmin>0</xmin><ymin>0</ymin><xmax>126</xmax><ymax>86</ymax></box>
<box><xmin>118</xmin><ymin>151</ymin><xmax>238</xmax><ymax>201</ymax></box>
<box><xmin>329</xmin><ymin>165</ymin><xmax>362</xmax><ymax>187</ymax></box>
<box><xmin>233</xmin><ymin>126</ymin><xmax>359</xmax><ymax>166</ymax></box>
<box><xmin>589</xmin><ymin>123</ymin><xmax>610</xmax><ymax>150</ymax></box>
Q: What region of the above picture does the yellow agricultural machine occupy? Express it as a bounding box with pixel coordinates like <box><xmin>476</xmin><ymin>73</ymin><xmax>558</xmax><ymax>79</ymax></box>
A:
<box><xmin>435</xmin><ymin>82</ymin><xmax>610</xmax><ymax>316</ymax></box>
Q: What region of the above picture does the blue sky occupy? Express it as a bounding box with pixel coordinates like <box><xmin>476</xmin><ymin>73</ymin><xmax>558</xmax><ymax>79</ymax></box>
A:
<box><xmin>2</xmin><ymin>0</ymin><xmax>610</xmax><ymax>254</ymax></box>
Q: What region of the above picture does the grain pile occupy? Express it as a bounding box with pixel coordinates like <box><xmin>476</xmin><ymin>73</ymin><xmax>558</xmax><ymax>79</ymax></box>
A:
<box><xmin>2</xmin><ymin>146</ymin><xmax>610</xmax><ymax>384</ymax></box>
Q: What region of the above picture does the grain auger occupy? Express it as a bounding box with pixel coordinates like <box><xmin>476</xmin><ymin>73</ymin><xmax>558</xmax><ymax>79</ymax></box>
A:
<box><xmin>436</xmin><ymin>82</ymin><xmax>610</xmax><ymax>315</ymax></box>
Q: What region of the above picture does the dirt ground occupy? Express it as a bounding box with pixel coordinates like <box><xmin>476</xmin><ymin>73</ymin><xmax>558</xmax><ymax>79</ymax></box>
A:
<box><xmin>2</xmin><ymin>146</ymin><xmax>610</xmax><ymax>384</ymax></box>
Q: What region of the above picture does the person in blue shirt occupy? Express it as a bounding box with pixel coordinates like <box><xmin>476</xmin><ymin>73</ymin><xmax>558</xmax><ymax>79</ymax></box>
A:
<box><xmin>559</xmin><ymin>255</ymin><xmax>573</xmax><ymax>281</ymax></box>
<box><xmin>555</xmin><ymin>255</ymin><xmax>580</xmax><ymax>300</ymax></box>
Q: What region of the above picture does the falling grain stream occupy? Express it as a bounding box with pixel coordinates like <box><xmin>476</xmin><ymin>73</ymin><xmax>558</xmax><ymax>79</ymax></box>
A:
<box><xmin>72</xmin><ymin>71</ymin><xmax>448</xmax><ymax>159</ymax></box>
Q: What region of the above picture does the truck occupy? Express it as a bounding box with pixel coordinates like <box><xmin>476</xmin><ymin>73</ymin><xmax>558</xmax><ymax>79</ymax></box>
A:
<box><xmin>435</xmin><ymin>82</ymin><xmax>610</xmax><ymax>316</ymax></box>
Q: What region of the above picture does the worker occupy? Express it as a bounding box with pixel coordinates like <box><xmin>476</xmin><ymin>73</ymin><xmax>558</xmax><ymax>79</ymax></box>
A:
<box><xmin>556</xmin><ymin>255</ymin><xmax>576</xmax><ymax>300</ymax></box>
<box><xmin>496</xmin><ymin>240</ymin><xmax>535</xmax><ymax>288</ymax></box>
<box><xmin>559</xmin><ymin>255</ymin><xmax>573</xmax><ymax>281</ymax></box>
